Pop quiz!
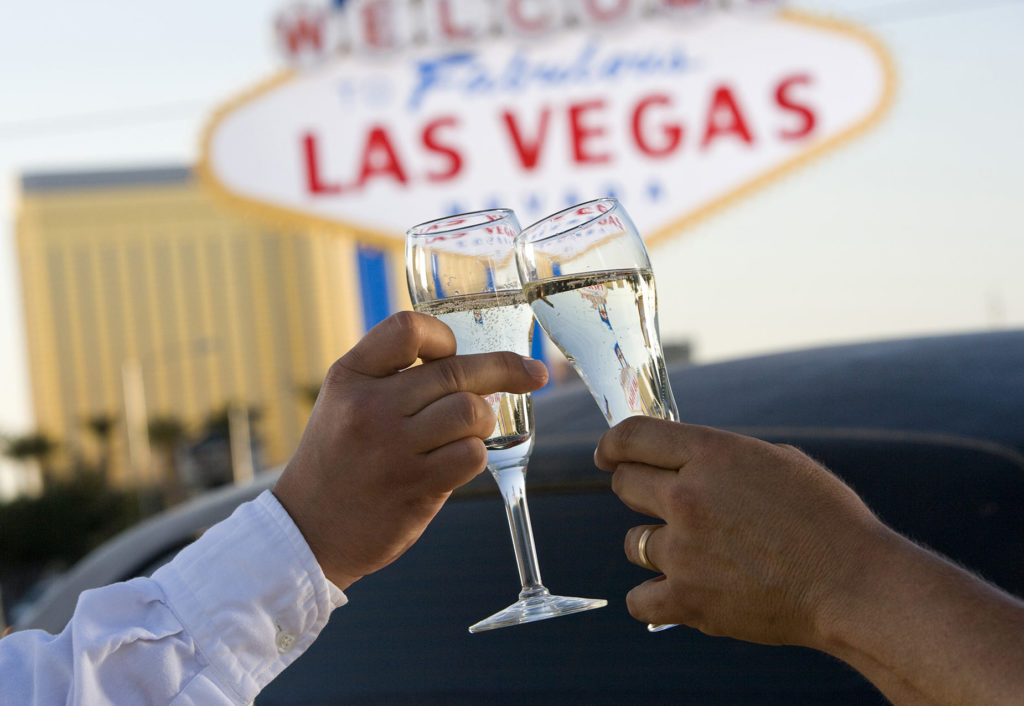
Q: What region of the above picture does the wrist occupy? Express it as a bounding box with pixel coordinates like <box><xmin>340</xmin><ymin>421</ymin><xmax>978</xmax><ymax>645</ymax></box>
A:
<box><xmin>271</xmin><ymin>474</ymin><xmax>363</xmax><ymax>591</ymax></box>
<box><xmin>806</xmin><ymin>518</ymin><xmax>906</xmax><ymax>657</ymax></box>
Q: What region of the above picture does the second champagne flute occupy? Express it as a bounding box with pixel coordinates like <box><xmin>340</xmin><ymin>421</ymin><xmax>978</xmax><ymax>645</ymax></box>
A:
<box><xmin>514</xmin><ymin>198</ymin><xmax>679</xmax><ymax>632</ymax></box>
<box><xmin>406</xmin><ymin>208</ymin><xmax>607</xmax><ymax>633</ymax></box>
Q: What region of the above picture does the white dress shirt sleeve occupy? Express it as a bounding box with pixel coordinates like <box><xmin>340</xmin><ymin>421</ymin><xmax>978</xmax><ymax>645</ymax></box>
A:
<box><xmin>0</xmin><ymin>490</ymin><xmax>347</xmax><ymax>706</ymax></box>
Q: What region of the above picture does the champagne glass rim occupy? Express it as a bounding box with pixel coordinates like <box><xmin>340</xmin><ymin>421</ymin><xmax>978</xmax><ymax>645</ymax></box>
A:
<box><xmin>407</xmin><ymin>208</ymin><xmax>518</xmax><ymax>239</ymax></box>
<box><xmin>517</xmin><ymin>198</ymin><xmax>621</xmax><ymax>245</ymax></box>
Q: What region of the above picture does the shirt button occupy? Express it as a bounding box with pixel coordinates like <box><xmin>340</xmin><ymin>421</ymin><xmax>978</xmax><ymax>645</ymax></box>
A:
<box><xmin>275</xmin><ymin>627</ymin><xmax>297</xmax><ymax>653</ymax></box>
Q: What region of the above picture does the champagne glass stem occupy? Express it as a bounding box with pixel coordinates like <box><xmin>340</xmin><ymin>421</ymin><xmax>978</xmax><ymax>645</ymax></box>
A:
<box><xmin>492</xmin><ymin>466</ymin><xmax>548</xmax><ymax>597</ymax></box>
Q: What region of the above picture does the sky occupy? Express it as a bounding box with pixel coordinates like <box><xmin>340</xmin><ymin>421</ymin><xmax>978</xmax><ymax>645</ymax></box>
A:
<box><xmin>1</xmin><ymin>0</ymin><xmax>1023</xmax><ymax>446</ymax></box>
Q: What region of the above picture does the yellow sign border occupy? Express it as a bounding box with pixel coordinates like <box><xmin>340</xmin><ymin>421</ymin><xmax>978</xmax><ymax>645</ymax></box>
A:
<box><xmin>196</xmin><ymin>10</ymin><xmax>896</xmax><ymax>249</ymax></box>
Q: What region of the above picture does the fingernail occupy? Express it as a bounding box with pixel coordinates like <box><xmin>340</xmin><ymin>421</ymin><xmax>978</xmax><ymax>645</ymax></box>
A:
<box><xmin>522</xmin><ymin>357</ymin><xmax>548</xmax><ymax>380</ymax></box>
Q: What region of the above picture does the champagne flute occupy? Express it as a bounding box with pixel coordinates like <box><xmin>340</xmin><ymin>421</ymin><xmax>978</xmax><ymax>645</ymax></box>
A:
<box><xmin>406</xmin><ymin>208</ymin><xmax>607</xmax><ymax>633</ymax></box>
<box><xmin>514</xmin><ymin>198</ymin><xmax>679</xmax><ymax>632</ymax></box>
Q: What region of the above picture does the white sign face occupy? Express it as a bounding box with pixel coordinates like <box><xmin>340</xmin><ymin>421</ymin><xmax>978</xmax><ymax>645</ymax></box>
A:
<box><xmin>200</xmin><ymin>9</ymin><xmax>892</xmax><ymax>246</ymax></box>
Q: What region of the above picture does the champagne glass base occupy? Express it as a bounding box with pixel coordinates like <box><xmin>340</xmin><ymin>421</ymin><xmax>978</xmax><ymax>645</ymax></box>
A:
<box><xmin>468</xmin><ymin>588</ymin><xmax>607</xmax><ymax>633</ymax></box>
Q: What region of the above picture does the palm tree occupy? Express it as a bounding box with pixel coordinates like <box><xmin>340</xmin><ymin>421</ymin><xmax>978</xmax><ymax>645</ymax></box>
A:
<box><xmin>147</xmin><ymin>416</ymin><xmax>187</xmax><ymax>508</ymax></box>
<box><xmin>83</xmin><ymin>413</ymin><xmax>117</xmax><ymax>484</ymax></box>
<box><xmin>2</xmin><ymin>431</ymin><xmax>58</xmax><ymax>492</ymax></box>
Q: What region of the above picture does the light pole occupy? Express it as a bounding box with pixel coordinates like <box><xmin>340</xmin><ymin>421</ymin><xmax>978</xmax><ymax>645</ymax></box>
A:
<box><xmin>228</xmin><ymin>403</ymin><xmax>255</xmax><ymax>485</ymax></box>
<box><xmin>121</xmin><ymin>358</ymin><xmax>151</xmax><ymax>490</ymax></box>
<box><xmin>121</xmin><ymin>336</ymin><xmax>258</xmax><ymax>503</ymax></box>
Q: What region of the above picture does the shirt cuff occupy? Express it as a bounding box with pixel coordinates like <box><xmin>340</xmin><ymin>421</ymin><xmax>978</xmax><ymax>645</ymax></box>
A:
<box><xmin>153</xmin><ymin>489</ymin><xmax>346</xmax><ymax>703</ymax></box>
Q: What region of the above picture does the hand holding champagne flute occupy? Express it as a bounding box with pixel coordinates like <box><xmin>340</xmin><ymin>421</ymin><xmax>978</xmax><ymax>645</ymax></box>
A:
<box><xmin>406</xmin><ymin>209</ymin><xmax>607</xmax><ymax>633</ymax></box>
<box><xmin>514</xmin><ymin>198</ymin><xmax>679</xmax><ymax>631</ymax></box>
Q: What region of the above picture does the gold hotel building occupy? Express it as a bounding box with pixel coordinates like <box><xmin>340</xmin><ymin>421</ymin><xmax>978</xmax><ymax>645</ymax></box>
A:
<box><xmin>16</xmin><ymin>165</ymin><xmax>411</xmax><ymax>487</ymax></box>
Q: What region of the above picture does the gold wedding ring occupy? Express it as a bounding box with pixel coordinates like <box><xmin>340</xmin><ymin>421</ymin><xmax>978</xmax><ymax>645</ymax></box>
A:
<box><xmin>637</xmin><ymin>525</ymin><xmax>663</xmax><ymax>573</ymax></box>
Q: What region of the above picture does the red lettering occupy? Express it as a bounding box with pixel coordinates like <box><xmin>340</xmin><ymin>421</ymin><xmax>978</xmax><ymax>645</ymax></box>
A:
<box><xmin>583</xmin><ymin>0</ymin><xmax>633</xmax><ymax>22</ymax></box>
<box><xmin>437</xmin><ymin>0</ymin><xmax>472</xmax><ymax>40</ymax></box>
<box><xmin>508</xmin><ymin>0</ymin><xmax>550</xmax><ymax>33</ymax></box>
<box><xmin>569</xmin><ymin>99</ymin><xmax>611</xmax><ymax>165</ymax></box>
<box><xmin>775</xmin><ymin>73</ymin><xmax>816</xmax><ymax>140</ymax></box>
<box><xmin>632</xmin><ymin>94</ymin><xmax>682</xmax><ymax>158</ymax></box>
<box><xmin>502</xmin><ymin>108</ymin><xmax>551</xmax><ymax>171</ymax></box>
<box><xmin>357</xmin><ymin>126</ymin><xmax>408</xmax><ymax>186</ymax></box>
<box><xmin>421</xmin><ymin>116</ymin><xmax>463</xmax><ymax>182</ymax></box>
<box><xmin>701</xmin><ymin>85</ymin><xmax>754</xmax><ymax>148</ymax></box>
<box><xmin>360</xmin><ymin>0</ymin><xmax>393</xmax><ymax>50</ymax></box>
<box><xmin>303</xmin><ymin>132</ymin><xmax>343</xmax><ymax>194</ymax></box>
<box><xmin>276</xmin><ymin>13</ymin><xmax>325</xmax><ymax>55</ymax></box>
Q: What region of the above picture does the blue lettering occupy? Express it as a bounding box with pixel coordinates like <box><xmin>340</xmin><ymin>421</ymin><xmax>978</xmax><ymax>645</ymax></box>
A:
<box><xmin>405</xmin><ymin>39</ymin><xmax>692</xmax><ymax>109</ymax></box>
<box><xmin>568</xmin><ymin>42</ymin><xmax>598</xmax><ymax>82</ymax></box>
<box><xmin>408</xmin><ymin>52</ymin><xmax>476</xmax><ymax>109</ymax></box>
<box><xmin>498</xmin><ymin>51</ymin><xmax>530</xmax><ymax>91</ymax></box>
<box><xmin>467</xmin><ymin>68</ymin><xmax>494</xmax><ymax>93</ymax></box>
<box><xmin>600</xmin><ymin>56</ymin><xmax>627</xmax><ymax>78</ymax></box>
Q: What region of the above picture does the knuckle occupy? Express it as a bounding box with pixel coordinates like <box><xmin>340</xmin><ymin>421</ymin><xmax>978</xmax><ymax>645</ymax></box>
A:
<box><xmin>775</xmin><ymin>442</ymin><xmax>800</xmax><ymax>453</ymax></box>
<box><xmin>336</xmin><ymin>390</ymin><xmax>378</xmax><ymax>435</ymax></box>
<box><xmin>775</xmin><ymin>442</ymin><xmax>814</xmax><ymax>465</ymax></box>
<box><xmin>610</xmin><ymin>468</ymin><xmax>626</xmax><ymax>497</ymax></box>
<box><xmin>625</xmin><ymin>591</ymin><xmax>645</xmax><ymax>621</ymax></box>
<box><xmin>437</xmin><ymin>437</ymin><xmax>488</xmax><ymax>480</ymax></box>
<box><xmin>626</xmin><ymin>586</ymin><xmax>672</xmax><ymax>623</ymax></box>
<box><xmin>448</xmin><ymin>391</ymin><xmax>477</xmax><ymax>424</ymax></box>
<box><xmin>452</xmin><ymin>392</ymin><xmax>491</xmax><ymax>430</ymax></box>
<box><xmin>688</xmin><ymin>424</ymin><xmax>735</xmax><ymax>467</ymax></box>
<box><xmin>434</xmin><ymin>357</ymin><xmax>469</xmax><ymax>392</ymax></box>
<box><xmin>387</xmin><ymin>311</ymin><xmax>427</xmax><ymax>352</ymax></box>
<box><xmin>323</xmin><ymin>356</ymin><xmax>351</xmax><ymax>389</ymax></box>
<box><xmin>666</xmin><ymin>484</ymin><xmax>704</xmax><ymax>527</ymax></box>
<box><xmin>463</xmin><ymin>438</ymin><xmax>489</xmax><ymax>473</ymax></box>
<box><xmin>623</xmin><ymin>527</ymin><xmax>641</xmax><ymax>562</ymax></box>
<box><xmin>327</xmin><ymin>354</ymin><xmax>360</xmax><ymax>387</ymax></box>
<box><xmin>475</xmin><ymin>399</ymin><xmax>498</xmax><ymax>433</ymax></box>
<box><xmin>666</xmin><ymin>482</ymin><xmax>692</xmax><ymax>509</ymax></box>
<box><xmin>498</xmin><ymin>351</ymin><xmax>524</xmax><ymax>380</ymax></box>
<box><xmin>613</xmin><ymin>415</ymin><xmax>646</xmax><ymax>452</ymax></box>
<box><xmin>387</xmin><ymin>310</ymin><xmax>425</xmax><ymax>341</ymax></box>
<box><xmin>687</xmin><ymin>424</ymin><xmax>718</xmax><ymax>452</ymax></box>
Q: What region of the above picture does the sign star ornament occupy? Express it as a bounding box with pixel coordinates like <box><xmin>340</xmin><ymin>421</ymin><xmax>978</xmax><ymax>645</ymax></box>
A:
<box><xmin>199</xmin><ymin>0</ymin><xmax>894</xmax><ymax>248</ymax></box>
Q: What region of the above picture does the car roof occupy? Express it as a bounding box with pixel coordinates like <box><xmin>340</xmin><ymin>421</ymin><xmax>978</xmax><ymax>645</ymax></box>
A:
<box><xmin>13</xmin><ymin>471</ymin><xmax>279</xmax><ymax>633</ymax></box>
<box><xmin>14</xmin><ymin>330</ymin><xmax>1024</xmax><ymax>703</ymax></box>
<box><xmin>536</xmin><ymin>328</ymin><xmax>1024</xmax><ymax>451</ymax></box>
<box><xmin>21</xmin><ymin>329</ymin><xmax>1024</xmax><ymax>629</ymax></box>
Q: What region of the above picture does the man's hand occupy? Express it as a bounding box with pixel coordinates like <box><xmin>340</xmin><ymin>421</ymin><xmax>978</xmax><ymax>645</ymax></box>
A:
<box><xmin>595</xmin><ymin>417</ymin><xmax>1024</xmax><ymax>706</ymax></box>
<box><xmin>593</xmin><ymin>417</ymin><xmax>884</xmax><ymax>648</ymax></box>
<box><xmin>273</xmin><ymin>312</ymin><xmax>548</xmax><ymax>589</ymax></box>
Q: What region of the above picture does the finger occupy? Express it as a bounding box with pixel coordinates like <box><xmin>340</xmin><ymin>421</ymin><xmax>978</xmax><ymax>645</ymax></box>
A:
<box><xmin>612</xmin><ymin>463</ymin><xmax>676</xmax><ymax>519</ymax></box>
<box><xmin>625</xmin><ymin>524</ymin><xmax>668</xmax><ymax>573</ymax></box>
<box><xmin>339</xmin><ymin>311</ymin><xmax>456</xmax><ymax>378</ymax></box>
<box><xmin>595</xmin><ymin>417</ymin><xmax>701</xmax><ymax>472</ymax></box>
<box><xmin>419</xmin><ymin>437</ymin><xmax>489</xmax><ymax>492</ymax></box>
<box><xmin>396</xmin><ymin>351</ymin><xmax>548</xmax><ymax>414</ymax></box>
<box><xmin>626</xmin><ymin>576</ymin><xmax>677</xmax><ymax>627</ymax></box>
<box><xmin>405</xmin><ymin>391</ymin><xmax>497</xmax><ymax>453</ymax></box>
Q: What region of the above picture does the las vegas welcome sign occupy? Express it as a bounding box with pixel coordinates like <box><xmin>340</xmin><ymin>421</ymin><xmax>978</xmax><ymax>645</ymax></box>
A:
<box><xmin>199</xmin><ymin>0</ymin><xmax>893</xmax><ymax>247</ymax></box>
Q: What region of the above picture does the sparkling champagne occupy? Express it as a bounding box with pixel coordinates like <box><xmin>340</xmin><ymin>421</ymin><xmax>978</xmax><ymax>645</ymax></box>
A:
<box><xmin>523</xmin><ymin>268</ymin><xmax>678</xmax><ymax>425</ymax></box>
<box><xmin>414</xmin><ymin>290</ymin><xmax>535</xmax><ymax>456</ymax></box>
